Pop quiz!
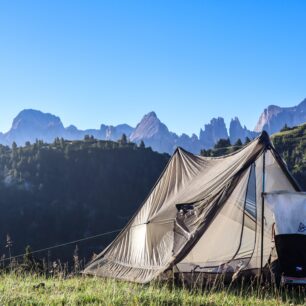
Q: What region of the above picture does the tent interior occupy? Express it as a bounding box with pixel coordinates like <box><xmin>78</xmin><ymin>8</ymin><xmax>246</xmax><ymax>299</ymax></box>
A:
<box><xmin>83</xmin><ymin>132</ymin><xmax>305</xmax><ymax>284</ymax></box>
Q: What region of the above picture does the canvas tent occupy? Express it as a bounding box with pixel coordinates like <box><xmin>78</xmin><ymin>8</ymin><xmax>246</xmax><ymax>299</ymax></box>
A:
<box><xmin>83</xmin><ymin>132</ymin><xmax>301</xmax><ymax>283</ymax></box>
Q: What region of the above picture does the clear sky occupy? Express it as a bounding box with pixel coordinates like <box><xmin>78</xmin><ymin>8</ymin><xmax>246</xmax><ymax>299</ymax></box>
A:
<box><xmin>0</xmin><ymin>0</ymin><xmax>305</xmax><ymax>135</ymax></box>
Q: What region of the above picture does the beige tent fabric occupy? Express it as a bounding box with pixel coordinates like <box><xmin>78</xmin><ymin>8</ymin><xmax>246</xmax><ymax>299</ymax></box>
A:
<box><xmin>177</xmin><ymin>150</ymin><xmax>296</xmax><ymax>274</ymax></box>
<box><xmin>248</xmin><ymin>150</ymin><xmax>296</xmax><ymax>271</ymax></box>
<box><xmin>177</xmin><ymin>169</ymin><xmax>251</xmax><ymax>272</ymax></box>
<box><xmin>83</xmin><ymin>132</ymin><xmax>299</xmax><ymax>283</ymax></box>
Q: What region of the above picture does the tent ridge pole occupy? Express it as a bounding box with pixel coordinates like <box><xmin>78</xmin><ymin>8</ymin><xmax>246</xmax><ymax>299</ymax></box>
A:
<box><xmin>260</xmin><ymin>149</ymin><xmax>266</xmax><ymax>278</ymax></box>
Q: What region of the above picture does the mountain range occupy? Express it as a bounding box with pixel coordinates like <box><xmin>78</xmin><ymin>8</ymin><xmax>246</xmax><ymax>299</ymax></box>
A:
<box><xmin>255</xmin><ymin>99</ymin><xmax>306</xmax><ymax>134</ymax></box>
<box><xmin>0</xmin><ymin>98</ymin><xmax>305</xmax><ymax>154</ymax></box>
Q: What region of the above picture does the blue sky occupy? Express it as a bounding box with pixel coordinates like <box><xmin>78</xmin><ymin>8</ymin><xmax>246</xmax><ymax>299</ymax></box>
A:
<box><xmin>0</xmin><ymin>0</ymin><xmax>305</xmax><ymax>135</ymax></box>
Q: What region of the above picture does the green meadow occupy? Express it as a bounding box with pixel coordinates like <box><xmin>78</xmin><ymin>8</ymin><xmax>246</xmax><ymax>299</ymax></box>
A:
<box><xmin>0</xmin><ymin>273</ymin><xmax>305</xmax><ymax>305</ymax></box>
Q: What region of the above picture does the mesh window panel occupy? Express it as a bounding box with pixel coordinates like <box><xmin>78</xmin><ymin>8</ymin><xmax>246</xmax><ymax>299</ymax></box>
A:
<box><xmin>245</xmin><ymin>164</ymin><xmax>256</xmax><ymax>219</ymax></box>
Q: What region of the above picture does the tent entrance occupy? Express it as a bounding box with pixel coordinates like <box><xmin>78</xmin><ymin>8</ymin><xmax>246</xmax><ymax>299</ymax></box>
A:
<box><xmin>176</xmin><ymin>163</ymin><xmax>258</xmax><ymax>275</ymax></box>
<box><xmin>265</xmin><ymin>192</ymin><xmax>306</xmax><ymax>284</ymax></box>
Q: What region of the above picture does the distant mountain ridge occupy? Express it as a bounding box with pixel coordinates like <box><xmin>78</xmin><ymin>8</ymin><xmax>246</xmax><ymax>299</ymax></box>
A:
<box><xmin>255</xmin><ymin>98</ymin><xmax>306</xmax><ymax>134</ymax></box>
<box><xmin>130</xmin><ymin>112</ymin><xmax>202</xmax><ymax>153</ymax></box>
<box><xmin>0</xmin><ymin>109</ymin><xmax>254</xmax><ymax>154</ymax></box>
<box><xmin>230</xmin><ymin>117</ymin><xmax>258</xmax><ymax>144</ymax></box>
<box><xmin>5</xmin><ymin>109</ymin><xmax>65</xmax><ymax>145</ymax></box>
<box><xmin>0</xmin><ymin>109</ymin><xmax>134</xmax><ymax>147</ymax></box>
<box><xmin>1</xmin><ymin>97</ymin><xmax>305</xmax><ymax>154</ymax></box>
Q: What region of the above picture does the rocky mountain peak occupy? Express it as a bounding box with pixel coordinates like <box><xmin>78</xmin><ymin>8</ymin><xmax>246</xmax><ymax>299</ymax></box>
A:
<box><xmin>66</xmin><ymin>125</ymin><xmax>78</xmax><ymax>132</ymax></box>
<box><xmin>11</xmin><ymin>109</ymin><xmax>64</xmax><ymax>131</ymax></box>
<box><xmin>230</xmin><ymin>117</ymin><xmax>258</xmax><ymax>144</ymax></box>
<box><xmin>1</xmin><ymin>97</ymin><xmax>305</xmax><ymax>154</ymax></box>
<box><xmin>199</xmin><ymin>117</ymin><xmax>228</xmax><ymax>149</ymax></box>
<box><xmin>145</xmin><ymin>111</ymin><xmax>158</xmax><ymax>119</ymax></box>
<box><xmin>254</xmin><ymin>98</ymin><xmax>306</xmax><ymax>134</ymax></box>
<box><xmin>297</xmin><ymin>98</ymin><xmax>306</xmax><ymax>110</ymax></box>
<box><xmin>6</xmin><ymin>109</ymin><xmax>65</xmax><ymax>145</ymax></box>
<box><xmin>105</xmin><ymin>124</ymin><xmax>134</xmax><ymax>141</ymax></box>
<box><xmin>130</xmin><ymin>112</ymin><xmax>169</xmax><ymax>142</ymax></box>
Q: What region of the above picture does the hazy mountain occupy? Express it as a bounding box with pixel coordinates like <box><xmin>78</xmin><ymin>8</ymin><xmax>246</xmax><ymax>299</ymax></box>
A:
<box><xmin>65</xmin><ymin>125</ymin><xmax>102</xmax><ymax>140</ymax></box>
<box><xmin>104</xmin><ymin>124</ymin><xmax>134</xmax><ymax>141</ymax></box>
<box><xmin>129</xmin><ymin>112</ymin><xmax>167</xmax><ymax>141</ymax></box>
<box><xmin>175</xmin><ymin>133</ymin><xmax>202</xmax><ymax>154</ymax></box>
<box><xmin>64</xmin><ymin>124</ymin><xmax>134</xmax><ymax>141</ymax></box>
<box><xmin>2</xmin><ymin>109</ymin><xmax>134</xmax><ymax>146</ymax></box>
<box><xmin>2</xmin><ymin>97</ymin><xmax>305</xmax><ymax>155</ymax></box>
<box><xmin>254</xmin><ymin>98</ymin><xmax>306</xmax><ymax>134</ymax></box>
<box><xmin>199</xmin><ymin>117</ymin><xmax>228</xmax><ymax>149</ymax></box>
<box><xmin>0</xmin><ymin>109</ymin><xmax>258</xmax><ymax>154</ymax></box>
<box><xmin>130</xmin><ymin>112</ymin><xmax>176</xmax><ymax>153</ymax></box>
<box><xmin>5</xmin><ymin>109</ymin><xmax>65</xmax><ymax>145</ymax></box>
<box><xmin>230</xmin><ymin>117</ymin><xmax>259</xmax><ymax>144</ymax></box>
<box><xmin>129</xmin><ymin>112</ymin><xmax>204</xmax><ymax>153</ymax></box>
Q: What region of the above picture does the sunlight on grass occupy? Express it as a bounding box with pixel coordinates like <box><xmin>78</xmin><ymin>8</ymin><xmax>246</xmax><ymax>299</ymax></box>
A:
<box><xmin>0</xmin><ymin>273</ymin><xmax>305</xmax><ymax>305</ymax></box>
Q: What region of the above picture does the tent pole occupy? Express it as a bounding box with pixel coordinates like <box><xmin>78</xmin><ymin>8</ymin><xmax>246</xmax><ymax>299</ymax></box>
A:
<box><xmin>260</xmin><ymin>149</ymin><xmax>266</xmax><ymax>279</ymax></box>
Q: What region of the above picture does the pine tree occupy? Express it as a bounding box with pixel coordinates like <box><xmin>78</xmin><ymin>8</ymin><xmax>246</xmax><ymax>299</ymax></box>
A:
<box><xmin>280</xmin><ymin>124</ymin><xmax>289</xmax><ymax>132</ymax></box>
<box><xmin>12</xmin><ymin>141</ymin><xmax>17</xmax><ymax>151</ymax></box>
<box><xmin>119</xmin><ymin>134</ymin><xmax>127</xmax><ymax>145</ymax></box>
<box><xmin>214</xmin><ymin>138</ymin><xmax>231</xmax><ymax>149</ymax></box>
<box><xmin>139</xmin><ymin>140</ymin><xmax>145</xmax><ymax>149</ymax></box>
<box><xmin>234</xmin><ymin>139</ymin><xmax>243</xmax><ymax>147</ymax></box>
<box><xmin>244</xmin><ymin>137</ymin><xmax>251</xmax><ymax>144</ymax></box>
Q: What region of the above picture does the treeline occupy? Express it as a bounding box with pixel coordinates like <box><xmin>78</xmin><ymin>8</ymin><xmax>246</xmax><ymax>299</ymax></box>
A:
<box><xmin>0</xmin><ymin>136</ymin><xmax>169</xmax><ymax>262</ymax></box>
<box><xmin>200</xmin><ymin>137</ymin><xmax>251</xmax><ymax>157</ymax></box>
<box><xmin>200</xmin><ymin>124</ymin><xmax>306</xmax><ymax>190</ymax></box>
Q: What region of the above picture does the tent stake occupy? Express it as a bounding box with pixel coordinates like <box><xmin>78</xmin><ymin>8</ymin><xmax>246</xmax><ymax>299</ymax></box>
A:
<box><xmin>260</xmin><ymin>149</ymin><xmax>266</xmax><ymax>279</ymax></box>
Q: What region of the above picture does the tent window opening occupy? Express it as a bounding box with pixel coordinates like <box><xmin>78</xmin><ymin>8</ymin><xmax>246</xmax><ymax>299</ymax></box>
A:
<box><xmin>176</xmin><ymin>203</ymin><xmax>194</xmax><ymax>214</ymax></box>
<box><xmin>245</xmin><ymin>163</ymin><xmax>256</xmax><ymax>218</ymax></box>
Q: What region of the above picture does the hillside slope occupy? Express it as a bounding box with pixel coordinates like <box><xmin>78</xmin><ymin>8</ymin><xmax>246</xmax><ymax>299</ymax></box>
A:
<box><xmin>0</xmin><ymin>139</ymin><xmax>169</xmax><ymax>260</ymax></box>
<box><xmin>271</xmin><ymin>123</ymin><xmax>306</xmax><ymax>189</ymax></box>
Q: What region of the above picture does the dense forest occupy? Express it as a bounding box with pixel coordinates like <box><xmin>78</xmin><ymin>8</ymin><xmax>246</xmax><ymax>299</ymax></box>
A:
<box><xmin>271</xmin><ymin>124</ymin><xmax>306</xmax><ymax>189</ymax></box>
<box><xmin>0</xmin><ymin>125</ymin><xmax>304</xmax><ymax>265</ymax></box>
<box><xmin>0</xmin><ymin>136</ymin><xmax>169</xmax><ymax>263</ymax></box>
<box><xmin>201</xmin><ymin>124</ymin><xmax>306</xmax><ymax>190</ymax></box>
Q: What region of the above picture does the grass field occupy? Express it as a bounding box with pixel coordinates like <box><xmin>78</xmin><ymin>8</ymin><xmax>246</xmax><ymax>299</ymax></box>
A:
<box><xmin>0</xmin><ymin>273</ymin><xmax>305</xmax><ymax>305</ymax></box>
